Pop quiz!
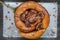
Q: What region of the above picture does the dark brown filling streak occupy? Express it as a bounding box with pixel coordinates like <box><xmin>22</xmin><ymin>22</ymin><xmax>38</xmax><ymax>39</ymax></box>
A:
<box><xmin>20</xmin><ymin>9</ymin><xmax>45</xmax><ymax>33</ymax></box>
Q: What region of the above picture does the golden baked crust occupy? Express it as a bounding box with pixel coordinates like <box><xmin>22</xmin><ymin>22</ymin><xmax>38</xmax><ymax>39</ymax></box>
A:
<box><xmin>14</xmin><ymin>1</ymin><xmax>50</xmax><ymax>39</ymax></box>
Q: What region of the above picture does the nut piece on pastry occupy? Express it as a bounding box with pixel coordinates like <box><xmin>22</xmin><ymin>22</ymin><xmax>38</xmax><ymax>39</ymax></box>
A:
<box><xmin>14</xmin><ymin>1</ymin><xmax>50</xmax><ymax>39</ymax></box>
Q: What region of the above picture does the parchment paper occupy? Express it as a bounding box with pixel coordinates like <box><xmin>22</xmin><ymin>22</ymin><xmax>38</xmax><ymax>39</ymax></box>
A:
<box><xmin>3</xmin><ymin>2</ymin><xmax>58</xmax><ymax>38</ymax></box>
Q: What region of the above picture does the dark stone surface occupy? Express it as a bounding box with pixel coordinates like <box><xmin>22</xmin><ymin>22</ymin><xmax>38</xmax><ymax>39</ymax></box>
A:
<box><xmin>0</xmin><ymin>0</ymin><xmax>60</xmax><ymax>40</ymax></box>
<box><xmin>0</xmin><ymin>4</ymin><xmax>3</xmax><ymax>40</ymax></box>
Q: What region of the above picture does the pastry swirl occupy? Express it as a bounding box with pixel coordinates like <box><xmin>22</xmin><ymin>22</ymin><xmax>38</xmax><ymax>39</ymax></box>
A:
<box><xmin>14</xmin><ymin>1</ymin><xmax>50</xmax><ymax>39</ymax></box>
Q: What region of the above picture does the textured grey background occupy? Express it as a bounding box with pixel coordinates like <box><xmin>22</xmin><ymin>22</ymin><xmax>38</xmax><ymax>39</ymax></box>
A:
<box><xmin>0</xmin><ymin>0</ymin><xmax>60</xmax><ymax>40</ymax></box>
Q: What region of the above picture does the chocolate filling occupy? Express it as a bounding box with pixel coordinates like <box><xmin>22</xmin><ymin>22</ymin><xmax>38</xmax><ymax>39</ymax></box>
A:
<box><xmin>20</xmin><ymin>9</ymin><xmax>45</xmax><ymax>32</ymax></box>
